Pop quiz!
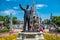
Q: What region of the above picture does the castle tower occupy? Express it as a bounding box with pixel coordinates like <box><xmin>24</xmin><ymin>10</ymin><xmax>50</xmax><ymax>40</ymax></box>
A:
<box><xmin>50</xmin><ymin>13</ymin><xmax>54</xmax><ymax>25</ymax></box>
<box><xmin>40</xmin><ymin>17</ymin><xmax>42</xmax><ymax>25</ymax></box>
<box><xmin>30</xmin><ymin>0</ymin><xmax>37</xmax><ymax>25</ymax></box>
<box><xmin>50</xmin><ymin>13</ymin><xmax>53</xmax><ymax>22</ymax></box>
<box><xmin>32</xmin><ymin>0</ymin><xmax>36</xmax><ymax>17</ymax></box>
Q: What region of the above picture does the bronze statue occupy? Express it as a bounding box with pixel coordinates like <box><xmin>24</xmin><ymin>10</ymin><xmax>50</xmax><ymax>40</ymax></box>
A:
<box><xmin>19</xmin><ymin>4</ymin><xmax>31</xmax><ymax>31</ymax></box>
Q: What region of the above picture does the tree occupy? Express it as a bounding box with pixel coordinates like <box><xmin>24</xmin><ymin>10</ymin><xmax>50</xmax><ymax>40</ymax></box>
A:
<box><xmin>44</xmin><ymin>19</ymin><xmax>50</xmax><ymax>24</ymax></box>
<box><xmin>44</xmin><ymin>16</ymin><xmax>60</xmax><ymax>27</ymax></box>
<box><xmin>54</xmin><ymin>16</ymin><xmax>60</xmax><ymax>26</ymax></box>
<box><xmin>0</xmin><ymin>15</ymin><xmax>17</xmax><ymax>25</ymax></box>
<box><xmin>0</xmin><ymin>16</ymin><xmax>4</xmax><ymax>21</ymax></box>
<box><xmin>12</xmin><ymin>17</ymin><xmax>17</xmax><ymax>24</ymax></box>
<box><xmin>3</xmin><ymin>16</ymin><xmax>10</xmax><ymax>26</ymax></box>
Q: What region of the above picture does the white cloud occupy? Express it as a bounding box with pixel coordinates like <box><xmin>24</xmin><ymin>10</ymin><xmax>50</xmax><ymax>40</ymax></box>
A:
<box><xmin>35</xmin><ymin>4</ymin><xmax>48</xmax><ymax>9</ymax></box>
<box><xmin>0</xmin><ymin>9</ymin><xmax>18</xmax><ymax>15</ymax></box>
<box><xmin>6</xmin><ymin>0</ymin><xmax>18</xmax><ymax>2</ymax></box>
<box><xmin>13</xmin><ymin>7</ymin><xmax>18</xmax><ymax>9</ymax></box>
<box><xmin>6</xmin><ymin>0</ymin><xmax>11</xmax><ymax>1</ymax></box>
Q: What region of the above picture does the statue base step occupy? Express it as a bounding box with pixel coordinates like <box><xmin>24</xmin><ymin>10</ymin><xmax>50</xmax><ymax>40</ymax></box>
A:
<box><xmin>17</xmin><ymin>32</ymin><xmax>44</xmax><ymax>40</ymax></box>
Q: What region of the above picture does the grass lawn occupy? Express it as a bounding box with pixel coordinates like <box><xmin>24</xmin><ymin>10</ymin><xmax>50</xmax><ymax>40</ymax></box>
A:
<box><xmin>0</xmin><ymin>34</ymin><xmax>60</xmax><ymax>40</ymax></box>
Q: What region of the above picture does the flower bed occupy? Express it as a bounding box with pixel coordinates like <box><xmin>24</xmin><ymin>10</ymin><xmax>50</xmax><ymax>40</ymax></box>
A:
<box><xmin>0</xmin><ymin>34</ymin><xmax>60</xmax><ymax>40</ymax></box>
<box><xmin>43</xmin><ymin>34</ymin><xmax>60</xmax><ymax>40</ymax></box>
<box><xmin>0</xmin><ymin>34</ymin><xmax>18</xmax><ymax>40</ymax></box>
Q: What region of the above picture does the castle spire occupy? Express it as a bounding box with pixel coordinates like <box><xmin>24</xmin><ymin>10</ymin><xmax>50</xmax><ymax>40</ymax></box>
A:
<box><xmin>32</xmin><ymin>0</ymin><xmax>34</xmax><ymax>8</ymax></box>
<box><xmin>32</xmin><ymin>0</ymin><xmax>36</xmax><ymax>16</ymax></box>
<box><xmin>50</xmin><ymin>13</ymin><xmax>53</xmax><ymax>22</ymax></box>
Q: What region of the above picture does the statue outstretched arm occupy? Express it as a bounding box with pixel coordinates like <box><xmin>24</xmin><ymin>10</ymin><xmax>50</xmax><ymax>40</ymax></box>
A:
<box><xmin>19</xmin><ymin>4</ymin><xmax>25</xmax><ymax>11</ymax></box>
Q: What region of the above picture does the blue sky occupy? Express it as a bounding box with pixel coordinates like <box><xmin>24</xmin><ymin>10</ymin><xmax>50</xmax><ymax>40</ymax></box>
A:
<box><xmin>0</xmin><ymin>0</ymin><xmax>60</xmax><ymax>21</ymax></box>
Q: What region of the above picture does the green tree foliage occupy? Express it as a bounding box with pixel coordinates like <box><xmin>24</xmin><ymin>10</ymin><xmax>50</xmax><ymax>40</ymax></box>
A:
<box><xmin>3</xmin><ymin>16</ymin><xmax>10</xmax><ymax>26</ymax></box>
<box><xmin>0</xmin><ymin>16</ymin><xmax>17</xmax><ymax>25</ymax></box>
<box><xmin>12</xmin><ymin>17</ymin><xmax>17</xmax><ymax>24</ymax></box>
<box><xmin>54</xmin><ymin>16</ymin><xmax>60</xmax><ymax>26</ymax></box>
<box><xmin>44</xmin><ymin>16</ymin><xmax>60</xmax><ymax>26</ymax></box>
<box><xmin>0</xmin><ymin>16</ymin><xmax>4</xmax><ymax>21</ymax></box>
<box><xmin>44</xmin><ymin>19</ymin><xmax>50</xmax><ymax>24</ymax></box>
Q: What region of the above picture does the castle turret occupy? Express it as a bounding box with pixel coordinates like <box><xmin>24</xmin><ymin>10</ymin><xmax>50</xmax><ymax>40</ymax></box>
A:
<box><xmin>32</xmin><ymin>0</ymin><xmax>36</xmax><ymax>17</ymax></box>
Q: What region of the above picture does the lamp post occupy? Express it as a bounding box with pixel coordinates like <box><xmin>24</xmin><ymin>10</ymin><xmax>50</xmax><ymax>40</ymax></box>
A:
<box><xmin>54</xmin><ymin>19</ymin><xmax>57</xmax><ymax>40</ymax></box>
<box><xmin>10</xmin><ymin>13</ymin><xmax>12</xmax><ymax>30</ymax></box>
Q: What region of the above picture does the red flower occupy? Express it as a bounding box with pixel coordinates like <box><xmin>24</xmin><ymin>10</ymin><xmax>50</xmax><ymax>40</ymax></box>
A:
<box><xmin>39</xmin><ymin>27</ymin><xmax>43</xmax><ymax>32</ymax></box>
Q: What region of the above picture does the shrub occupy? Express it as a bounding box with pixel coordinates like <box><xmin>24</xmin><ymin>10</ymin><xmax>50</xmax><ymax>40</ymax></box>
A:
<box><xmin>0</xmin><ymin>28</ymin><xmax>10</xmax><ymax>33</ymax></box>
<box><xmin>7</xmin><ymin>26</ymin><xmax>10</xmax><ymax>29</ymax></box>
<box><xmin>57</xmin><ymin>28</ymin><xmax>60</xmax><ymax>32</ymax></box>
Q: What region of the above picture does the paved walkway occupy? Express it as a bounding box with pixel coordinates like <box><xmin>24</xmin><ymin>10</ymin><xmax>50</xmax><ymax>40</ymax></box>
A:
<box><xmin>0</xmin><ymin>29</ymin><xmax>60</xmax><ymax>37</ymax></box>
<box><xmin>0</xmin><ymin>32</ymin><xmax>18</xmax><ymax>37</ymax></box>
<box><xmin>0</xmin><ymin>28</ymin><xmax>22</xmax><ymax>37</ymax></box>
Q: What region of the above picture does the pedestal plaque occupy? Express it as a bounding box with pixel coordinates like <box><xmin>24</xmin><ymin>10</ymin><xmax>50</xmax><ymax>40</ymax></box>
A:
<box><xmin>17</xmin><ymin>32</ymin><xmax>44</xmax><ymax>40</ymax></box>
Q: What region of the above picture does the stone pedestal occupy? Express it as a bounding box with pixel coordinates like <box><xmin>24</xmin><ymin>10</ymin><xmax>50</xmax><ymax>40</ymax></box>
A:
<box><xmin>17</xmin><ymin>32</ymin><xmax>44</xmax><ymax>40</ymax></box>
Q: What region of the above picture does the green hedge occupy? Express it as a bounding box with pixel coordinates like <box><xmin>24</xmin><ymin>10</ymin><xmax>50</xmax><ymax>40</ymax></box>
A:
<box><xmin>7</xmin><ymin>26</ymin><xmax>10</xmax><ymax>29</ymax></box>
<box><xmin>0</xmin><ymin>28</ymin><xmax>10</xmax><ymax>33</ymax></box>
<box><xmin>57</xmin><ymin>28</ymin><xmax>60</xmax><ymax>32</ymax></box>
